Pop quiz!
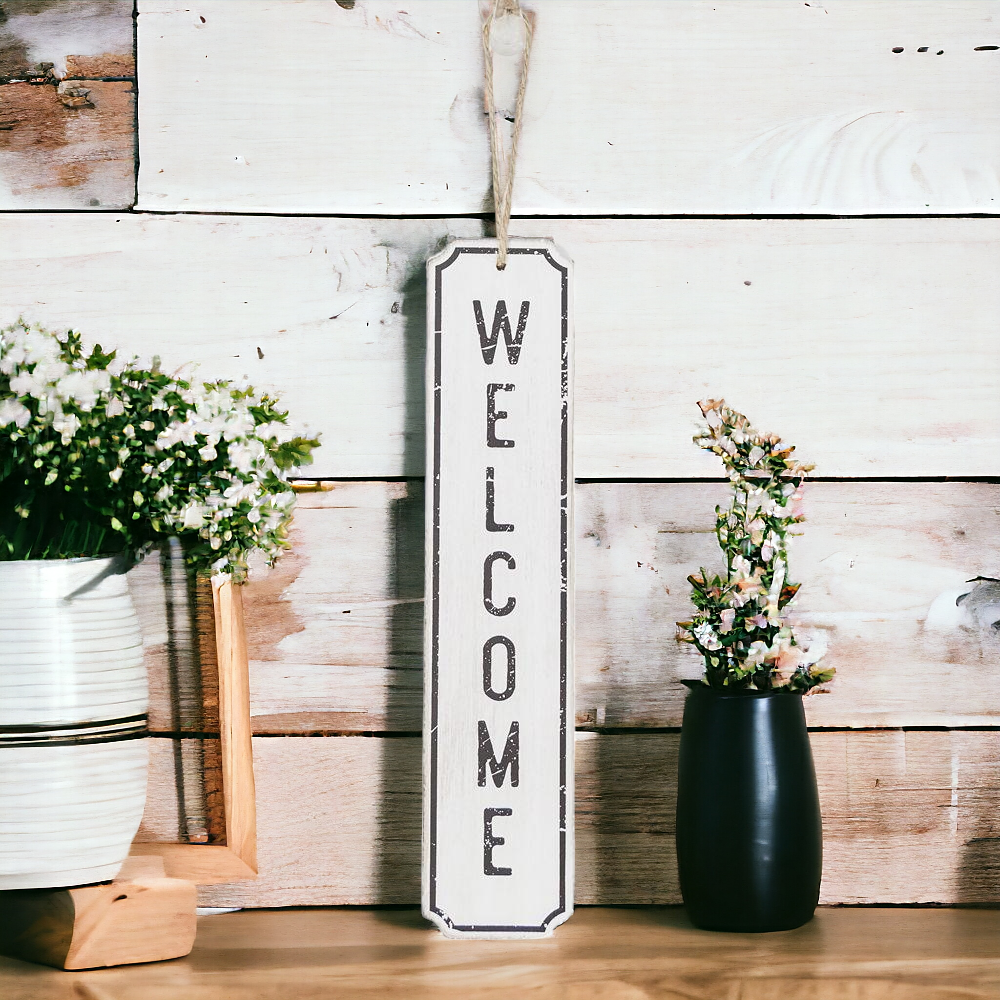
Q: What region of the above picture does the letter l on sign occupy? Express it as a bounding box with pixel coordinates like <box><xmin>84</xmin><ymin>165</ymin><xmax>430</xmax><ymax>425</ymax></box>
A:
<box><xmin>423</xmin><ymin>239</ymin><xmax>574</xmax><ymax>938</ymax></box>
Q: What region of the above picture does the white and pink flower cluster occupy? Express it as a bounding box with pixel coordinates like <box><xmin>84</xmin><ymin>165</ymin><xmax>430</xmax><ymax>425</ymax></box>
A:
<box><xmin>677</xmin><ymin>399</ymin><xmax>833</xmax><ymax>693</ymax></box>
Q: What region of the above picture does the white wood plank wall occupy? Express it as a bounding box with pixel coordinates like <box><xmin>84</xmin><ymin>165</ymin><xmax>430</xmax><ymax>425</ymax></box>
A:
<box><xmin>136</xmin><ymin>0</ymin><xmax>1000</xmax><ymax>215</ymax></box>
<box><xmin>0</xmin><ymin>0</ymin><xmax>997</xmax><ymax>908</ymax></box>
<box><xmin>3</xmin><ymin>216</ymin><xmax>998</xmax><ymax>477</ymax></box>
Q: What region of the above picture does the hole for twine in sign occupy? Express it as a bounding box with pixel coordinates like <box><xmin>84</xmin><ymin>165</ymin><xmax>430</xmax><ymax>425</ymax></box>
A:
<box><xmin>482</xmin><ymin>0</ymin><xmax>534</xmax><ymax>270</ymax></box>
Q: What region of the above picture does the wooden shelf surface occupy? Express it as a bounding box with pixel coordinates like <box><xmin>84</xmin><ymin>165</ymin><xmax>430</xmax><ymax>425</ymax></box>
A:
<box><xmin>2</xmin><ymin>906</ymin><xmax>999</xmax><ymax>998</ymax></box>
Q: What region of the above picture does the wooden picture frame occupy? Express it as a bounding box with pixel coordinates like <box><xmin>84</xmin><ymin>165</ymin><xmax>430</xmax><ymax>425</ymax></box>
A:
<box><xmin>129</xmin><ymin>580</ymin><xmax>257</xmax><ymax>884</ymax></box>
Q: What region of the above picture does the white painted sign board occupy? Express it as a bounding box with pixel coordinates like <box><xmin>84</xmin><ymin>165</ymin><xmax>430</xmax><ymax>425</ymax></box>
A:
<box><xmin>423</xmin><ymin>239</ymin><xmax>574</xmax><ymax>938</ymax></box>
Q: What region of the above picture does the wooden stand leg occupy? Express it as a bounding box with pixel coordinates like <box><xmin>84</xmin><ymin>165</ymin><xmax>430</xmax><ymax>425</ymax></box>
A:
<box><xmin>0</xmin><ymin>878</ymin><xmax>197</xmax><ymax>970</ymax></box>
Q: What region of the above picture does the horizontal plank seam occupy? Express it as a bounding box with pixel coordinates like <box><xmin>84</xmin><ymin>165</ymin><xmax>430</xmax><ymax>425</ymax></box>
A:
<box><xmin>576</xmin><ymin>476</ymin><xmax>1000</xmax><ymax>485</ymax></box>
<box><xmin>148</xmin><ymin>731</ymin><xmax>220</xmax><ymax>739</ymax></box>
<box><xmin>147</xmin><ymin>726</ymin><xmax>1000</xmax><ymax>739</ymax></box>
<box><xmin>3</xmin><ymin>208</ymin><xmax>999</xmax><ymax>221</ymax></box>
<box><xmin>290</xmin><ymin>476</ymin><xmax>1000</xmax><ymax>485</ymax></box>
<box><xmin>210</xmin><ymin>903</ymin><xmax>1000</xmax><ymax>911</ymax></box>
<box><xmin>0</xmin><ymin>76</ymin><xmax>136</xmax><ymax>83</ymax></box>
<box><xmin>580</xmin><ymin>726</ymin><xmax>1000</xmax><ymax>735</ymax></box>
<box><xmin>95</xmin><ymin>211</ymin><xmax>1000</xmax><ymax>220</ymax></box>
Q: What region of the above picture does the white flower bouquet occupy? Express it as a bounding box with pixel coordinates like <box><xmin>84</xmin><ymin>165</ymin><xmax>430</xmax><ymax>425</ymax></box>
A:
<box><xmin>676</xmin><ymin>399</ymin><xmax>833</xmax><ymax>692</ymax></box>
<box><xmin>0</xmin><ymin>320</ymin><xmax>320</xmax><ymax>580</ymax></box>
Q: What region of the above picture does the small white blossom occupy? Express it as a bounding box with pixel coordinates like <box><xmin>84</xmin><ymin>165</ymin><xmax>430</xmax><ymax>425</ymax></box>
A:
<box><xmin>693</xmin><ymin>622</ymin><xmax>721</xmax><ymax>650</ymax></box>
<box><xmin>0</xmin><ymin>397</ymin><xmax>31</xmax><ymax>428</ymax></box>
<box><xmin>181</xmin><ymin>504</ymin><xmax>205</xmax><ymax>528</ymax></box>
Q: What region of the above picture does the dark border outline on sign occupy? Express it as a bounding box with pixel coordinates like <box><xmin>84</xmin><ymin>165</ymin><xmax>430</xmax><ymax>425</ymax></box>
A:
<box><xmin>429</xmin><ymin>244</ymin><xmax>569</xmax><ymax>935</ymax></box>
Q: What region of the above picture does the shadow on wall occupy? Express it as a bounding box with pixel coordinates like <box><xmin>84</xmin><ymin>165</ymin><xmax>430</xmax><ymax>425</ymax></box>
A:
<box><xmin>374</xmin><ymin>259</ymin><xmax>428</xmax><ymax>910</ymax></box>
<box><xmin>588</xmin><ymin>731</ymin><xmax>680</xmax><ymax>906</ymax></box>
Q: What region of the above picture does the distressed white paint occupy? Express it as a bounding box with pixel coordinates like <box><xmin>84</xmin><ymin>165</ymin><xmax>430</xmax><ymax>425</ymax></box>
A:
<box><xmin>136</xmin><ymin>0</ymin><xmax>1000</xmax><ymax>214</ymax></box>
<box><xmin>423</xmin><ymin>240</ymin><xmax>573</xmax><ymax>937</ymax></box>
<box><xmin>218</xmin><ymin>481</ymin><xmax>1000</xmax><ymax>732</ymax></box>
<box><xmin>1</xmin><ymin>0</ymin><xmax>134</xmax><ymax>80</ymax></box>
<box><xmin>2</xmin><ymin>214</ymin><xmax>998</xmax><ymax>478</ymax></box>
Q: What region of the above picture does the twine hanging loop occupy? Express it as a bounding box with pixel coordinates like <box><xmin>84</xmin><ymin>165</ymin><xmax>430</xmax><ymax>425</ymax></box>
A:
<box><xmin>482</xmin><ymin>0</ymin><xmax>533</xmax><ymax>270</ymax></box>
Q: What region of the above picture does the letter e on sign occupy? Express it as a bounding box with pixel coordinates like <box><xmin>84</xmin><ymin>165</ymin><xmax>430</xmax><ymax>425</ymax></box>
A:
<box><xmin>423</xmin><ymin>239</ymin><xmax>574</xmax><ymax>938</ymax></box>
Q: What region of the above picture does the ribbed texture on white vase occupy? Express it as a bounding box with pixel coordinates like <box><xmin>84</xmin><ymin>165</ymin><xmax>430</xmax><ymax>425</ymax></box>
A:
<box><xmin>0</xmin><ymin>557</ymin><xmax>150</xmax><ymax>888</ymax></box>
<box><xmin>0</xmin><ymin>739</ymin><xmax>149</xmax><ymax>888</ymax></box>
<box><xmin>0</xmin><ymin>557</ymin><xmax>147</xmax><ymax>725</ymax></box>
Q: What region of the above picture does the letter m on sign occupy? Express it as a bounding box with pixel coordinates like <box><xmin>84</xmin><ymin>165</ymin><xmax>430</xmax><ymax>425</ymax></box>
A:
<box><xmin>478</xmin><ymin>721</ymin><xmax>519</xmax><ymax>787</ymax></box>
<box><xmin>473</xmin><ymin>300</ymin><xmax>530</xmax><ymax>365</ymax></box>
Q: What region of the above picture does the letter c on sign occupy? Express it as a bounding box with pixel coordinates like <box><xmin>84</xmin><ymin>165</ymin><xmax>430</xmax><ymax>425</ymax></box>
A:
<box><xmin>483</xmin><ymin>551</ymin><xmax>515</xmax><ymax>617</ymax></box>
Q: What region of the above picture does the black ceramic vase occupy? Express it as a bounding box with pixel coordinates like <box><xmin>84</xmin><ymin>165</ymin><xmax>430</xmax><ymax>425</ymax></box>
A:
<box><xmin>675</xmin><ymin>682</ymin><xmax>822</xmax><ymax>932</ymax></box>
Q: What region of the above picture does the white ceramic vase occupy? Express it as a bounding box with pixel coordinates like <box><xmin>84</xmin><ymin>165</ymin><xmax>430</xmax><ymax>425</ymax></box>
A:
<box><xmin>0</xmin><ymin>557</ymin><xmax>149</xmax><ymax>889</ymax></box>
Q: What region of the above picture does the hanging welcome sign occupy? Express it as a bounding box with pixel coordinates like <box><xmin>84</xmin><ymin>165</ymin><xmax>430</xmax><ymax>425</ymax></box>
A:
<box><xmin>422</xmin><ymin>0</ymin><xmax>574</xmax><ymax>940</ymax></box>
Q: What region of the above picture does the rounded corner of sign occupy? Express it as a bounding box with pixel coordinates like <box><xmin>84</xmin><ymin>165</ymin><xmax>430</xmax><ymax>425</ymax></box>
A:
<box><xmin>426</xmin><ymin>240</ymin><xmax>467</xmax><ymax>274</ymax></box>
<box><xmin>537</xmin><ymin>240</ymin><xmax>573</xmax><ymax>272</ymax></box>
<box><xmin>422</xmin><ymin>905</ymin><xmax>455</xmax><ymax>937</ymax></box>
<box><xmin>541</xmin><ymin>903</ymin><xmax>575</xmax><ymax>935</ymax></box>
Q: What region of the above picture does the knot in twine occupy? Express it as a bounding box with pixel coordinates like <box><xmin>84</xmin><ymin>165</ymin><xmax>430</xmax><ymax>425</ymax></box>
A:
<box><xmin>482</xmin><ymin>0</ymin><xmax>534</xmax><ymax>270</ymax></box>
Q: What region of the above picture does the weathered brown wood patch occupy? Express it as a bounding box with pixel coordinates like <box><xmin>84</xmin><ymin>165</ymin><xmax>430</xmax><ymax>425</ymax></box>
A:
<box><xmin>0</xmin><ymin>0</ymin><xmax>135</xmax><ymax>208</ymax></box>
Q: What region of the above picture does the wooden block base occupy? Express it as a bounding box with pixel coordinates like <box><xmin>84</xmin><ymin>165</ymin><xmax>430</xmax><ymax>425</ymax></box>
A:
<box><xmin>0</xmin><ymin>878</ymin><xmax>197</xmax><ymax>970</ymax></box>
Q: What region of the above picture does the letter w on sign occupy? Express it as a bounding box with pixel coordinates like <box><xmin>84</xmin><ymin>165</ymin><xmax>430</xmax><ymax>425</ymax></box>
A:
<box><xmin>474</xmin><ymin>299</ymin><xmax>530</xmax><ymax>365</ymax></box>
<box><xmin>424</xmin><ymin>239</ymin><xmax>574</xmax><ymax>939</ymax></box>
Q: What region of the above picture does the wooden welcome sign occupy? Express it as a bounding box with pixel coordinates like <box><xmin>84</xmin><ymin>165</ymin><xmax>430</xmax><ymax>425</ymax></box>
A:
<box><xmin>423</xmin><ymin>239</ymin><xmax>573</xmax><ymax>938</ymax></box>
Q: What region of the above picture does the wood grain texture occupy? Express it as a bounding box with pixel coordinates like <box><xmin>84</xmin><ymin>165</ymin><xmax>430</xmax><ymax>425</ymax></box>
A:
<box><xmin>2</xmin><ymin>214</ymin><xmax>998</xmax><ymax>477</ymax></box>
<box><xmin>213</xmin><ymin>580</ymin><xmax>258</xmax><ymax>876</ymax></box>
<box><xmin>0</xmin><ymin>1</ymin><xmax>135</xmax><ymax>208</ymax></box>
<box><xmin>0</xmin><ymin>878</ymin><xmax>196</xmax><ymax>971</ymax></box>
<box><xmin>0</xmin><ymin>80</ymin><xmax>135</xmax><ymax>208</ymax></box>
<box><xmin>227</xmin><ymin>481</ymin><xmax>1000</xmax><ymax>732</ymax></box>
<box><xmin>135</xmin><ymin>0</ymin><xmax>1000</xmax><ymax>215</ymax></box>
<box><xmin>5</xmin><ymin>907</ymin><xmax>1000</xmax><ymax>1000</ymax></box>
<box><xmin>183</xmin><ymin>730</ymin><xmax>1000</xmax><ymax>907</ymax></box>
